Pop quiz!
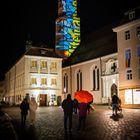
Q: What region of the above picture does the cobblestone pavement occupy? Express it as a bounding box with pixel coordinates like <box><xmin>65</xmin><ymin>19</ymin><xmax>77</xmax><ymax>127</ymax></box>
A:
<box><xmin>2</xmin><ymin>106</ymin><xmax>140</xmax><ymax>140</ymax></box>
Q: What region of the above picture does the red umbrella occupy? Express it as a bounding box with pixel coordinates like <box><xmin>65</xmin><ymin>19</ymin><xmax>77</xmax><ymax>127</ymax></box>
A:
<box><xmin>74</xmin><ymin>90</ymin><xmax>93</xmax><ymax>103</ymax></box>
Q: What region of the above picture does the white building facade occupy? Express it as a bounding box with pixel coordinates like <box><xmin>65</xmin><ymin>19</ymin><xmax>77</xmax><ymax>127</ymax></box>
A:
<box><xmin>4</xmin><ymin>47</ymin><xmax>63</xmax><ymax>106</ymax></box>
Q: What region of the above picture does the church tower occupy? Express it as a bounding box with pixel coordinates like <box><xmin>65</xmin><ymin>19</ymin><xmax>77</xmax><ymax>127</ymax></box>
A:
<box><xmin>55</xmin><ymin>0</ymin><xmax>80</xmax><ymax>59</ymax></box>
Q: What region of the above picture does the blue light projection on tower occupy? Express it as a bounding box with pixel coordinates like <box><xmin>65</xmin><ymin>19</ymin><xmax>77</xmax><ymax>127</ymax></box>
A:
<box><xmin>56</xmin><ymin>0</ymin><xmax>80</xmax><ymax>58</ymax></box>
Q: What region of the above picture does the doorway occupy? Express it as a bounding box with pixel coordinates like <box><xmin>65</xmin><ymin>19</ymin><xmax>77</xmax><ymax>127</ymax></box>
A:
<box><xmin>39</xmin><ymin>94</ymin><xmax>47</xmax><ymax>106</ymax></box>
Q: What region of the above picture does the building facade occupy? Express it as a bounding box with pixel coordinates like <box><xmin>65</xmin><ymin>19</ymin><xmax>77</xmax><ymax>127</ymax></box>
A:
<box><xmin>113</xmin><ymin>18</ymin><xmax>140</xmax><ymax>108</ymax></box>
<box><xmin>62</xmin><ymin>7</ymin><xmax>140</xmax><ymax>108</ymax></box>
<box><xmin>4</xmin><ymin>47</ymin><xmax>63</xmax><ymax>106</ymax></box>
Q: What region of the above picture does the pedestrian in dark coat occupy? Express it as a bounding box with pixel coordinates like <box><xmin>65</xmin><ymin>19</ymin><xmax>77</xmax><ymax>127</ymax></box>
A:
<box><xmin>77</xmin><ymin>102</ymin><xmax>89</xmax><ymax>131</ymax></box>
<box><xmin>20</xmin><ymin>98</ymin><xmax>29</xmax><ymax>125</ymax></box>
<box><xmin>62</xmin><ymin>94</ymin><xmax>74</xmax><ymax>132</ymax></box>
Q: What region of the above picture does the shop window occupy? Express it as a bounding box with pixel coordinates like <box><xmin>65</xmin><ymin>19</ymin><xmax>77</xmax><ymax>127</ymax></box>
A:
<box><xmin>125</xmin><ymin>90</ymin><xmax>132</xmax><ymax>104</ymax></box>
<box><xmin>133</xmin><ymin>89</ymin><xmax>140</xmax><ymax>104</ymax></box>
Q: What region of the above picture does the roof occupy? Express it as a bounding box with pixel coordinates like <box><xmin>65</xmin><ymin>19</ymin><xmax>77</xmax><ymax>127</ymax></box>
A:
<box><xmin>116</xmin><ymin>6</ymin><xmax>140</xmax><ymax>27</ymax></box>
<box><xmin>25</xmin><ymin>46</ymin><xmax>62</xmax><ymax>58</ymax></box>
<box><xmin>63</xmin><ymin>23</ymin><xmax>118</xmax><ymax>67</ymax></box>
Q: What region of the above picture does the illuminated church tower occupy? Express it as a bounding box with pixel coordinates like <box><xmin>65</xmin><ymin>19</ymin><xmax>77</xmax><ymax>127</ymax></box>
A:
<box><xmin>55</xmin><ymin>0</ymin><xmax>80</xmax><ymax>58</ymax></box>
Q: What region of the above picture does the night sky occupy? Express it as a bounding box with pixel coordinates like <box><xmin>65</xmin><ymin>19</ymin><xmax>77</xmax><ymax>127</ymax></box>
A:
<box><xmin>0</xmin><ymin>0</ymin><xmax>140</xmax><ymax>80</ymax></box>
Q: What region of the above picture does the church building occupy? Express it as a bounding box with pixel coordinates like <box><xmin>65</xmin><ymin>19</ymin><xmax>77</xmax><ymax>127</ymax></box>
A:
<box><xmin>61</xmin><ymin>7</ymin><xmax>140</xmax><ymax>108</ymax></box>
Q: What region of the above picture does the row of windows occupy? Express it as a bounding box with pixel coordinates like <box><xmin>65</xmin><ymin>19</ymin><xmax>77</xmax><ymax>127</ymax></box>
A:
<box><xmin>31</xmin><ymin>61</ymin><xmax>58</xmax><ymax>74</ymax></box>
<box><xmin>31</xmin><ymin>61</ymin><xmax>57</xmax><ymax>69</ymax></box>
<box><xmin>125</xmin><ymin>26</ymin><xmax>140</xmax><ymax>40</ymax></box>
<box><xmin>31</xmin><ymin>77</ymin><xmax>57</xmax><ymax>86</ymax></box>
<box><xmin>64</xmin><ymin>67</ymin><xmax>100</xmax><ymax>92</ymax></box>
<box><xmin>64</xmin><ymin>67</ymin><xmax>140</xmax><ymax>92</ymax></box>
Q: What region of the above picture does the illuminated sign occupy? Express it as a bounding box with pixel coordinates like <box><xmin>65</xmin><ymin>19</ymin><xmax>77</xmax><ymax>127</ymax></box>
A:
<box><xmin>56</xmin><ymin>0</ymin><xmax>80</xmax><ymax>58</ymax></box>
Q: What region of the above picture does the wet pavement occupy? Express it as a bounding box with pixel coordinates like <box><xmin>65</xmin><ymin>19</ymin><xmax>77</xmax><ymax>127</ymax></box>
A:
<box><xmin>1</xmin><ymin>105</ymin><xmax>140</xmax><ymax>140</ymax></box>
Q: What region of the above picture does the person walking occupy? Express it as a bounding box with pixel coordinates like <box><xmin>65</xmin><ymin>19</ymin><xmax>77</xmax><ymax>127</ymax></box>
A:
<box><xmin>29</xmin><ymin>97</ymin><xmax>38</xmax><ymax>125</ymax></box>
<box><xmin>20</xmin><ymin>98</ymin><xmax>29</xmax><ymax>125</ymax></box>
<box><xmin>62</xmin><ymin>94</ymin><xmax>74</xmax><ymax>133</ymax></box>
<box><xmin>111</xmin><ymin>93</ymin><xmax>119</xmax><ymax>115</ymax></box>
<box><xmin>77</xmin><ymin>102</ymin><xmax>89</xmax><ymax>131</ymax></box>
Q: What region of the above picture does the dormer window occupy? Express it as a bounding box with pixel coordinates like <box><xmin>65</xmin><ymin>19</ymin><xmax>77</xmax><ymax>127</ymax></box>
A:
<box><xmin>129</xmin><ymin>11</ymin><xmax>135</xmax><ymax>20</ymax></box>
<box><xmin>41</xmin><ymin>50</ymin><xmax>47</xmax><ymax>55</ymax></box>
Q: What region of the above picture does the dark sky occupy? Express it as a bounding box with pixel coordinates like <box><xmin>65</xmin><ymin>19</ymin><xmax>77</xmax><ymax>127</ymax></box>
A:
<box><xmin>0</xmin><ymin>0</ymin><xmax>140</xmax><ymax>80</ymax></box>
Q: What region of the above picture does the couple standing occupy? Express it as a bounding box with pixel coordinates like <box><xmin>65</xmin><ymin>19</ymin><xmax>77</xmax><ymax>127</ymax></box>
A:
<box><xmin>62</xmin><ymin>94</ymin><xmax>89</xmax><ymax>132</ymax></box>
<box><xmin>20</xmin><ymin>97</ymin><xmax>38</xmax><ymax>125</ymax></box>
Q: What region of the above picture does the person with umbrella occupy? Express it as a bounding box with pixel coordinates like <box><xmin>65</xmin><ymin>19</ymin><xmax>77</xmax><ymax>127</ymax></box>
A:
<box><xmin>74</xmin><ymin>90</ymin><xmax>93</xmax><ymax>131</ymax></box>
<box><xmin>77</xmin><ymin>102</ymin><xmax>90</xmax><ymax>131</ymax></box>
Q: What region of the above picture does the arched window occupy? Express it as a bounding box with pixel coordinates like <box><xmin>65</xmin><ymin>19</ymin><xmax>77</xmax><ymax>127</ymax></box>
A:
<box><xmin>64</xmin><ymin>73</ymin><xmax>68</xmax><ymax>93</ymax></box>
<box><xmin>77</xmin><ymin>70</ymin><xmax>82</xmax><ymax>91</ymax></box>
<box><xmin>93</xmin><ymin>66</ymin><xmax>100</xmax><ymax>90</ymax></box>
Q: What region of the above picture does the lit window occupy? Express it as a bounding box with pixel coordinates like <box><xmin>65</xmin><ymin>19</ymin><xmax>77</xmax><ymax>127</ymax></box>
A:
<box><xmin>125</xmin><ymin>49</ymin><xmax>131</xmax><ymax>67</ymax></box>
<box><xmin>126</xmin><ymin>69</ymin><xmax>132</xmax><ymax>80</ymax></box>
<box><xmin>41</xmin><ymin>61</ymin><xmax>47</xmax><ymax>69</ymax></box>
<box><xmin>136</xmin><ymin>26</ymin><xmax>140</xmax><ymax>37</ymax></box>
<box><xmin>133</xmin><ymin>89</ymin><xmax>140</xmax><ymax>104</ymax></box>
<box><xmin>125</xmin><ymin>89</ymin><xmax>132</xmax><ymax>104</ymax></box>
<box><xmin>31</xmin><ymin>77</ymin><xmax>37</xmax><ymax>85</ymax></box>
<box><xmin>125</xmin><ymin>30</ymin><xmax>130</xmax><ymax>40</ymax></box>
<box><xmin>51</xmin><ymin>78</ymin><xmax>57</xmax><ymax>86</ymax></box>
<box><xmin>41</xmin><ymin>78</ymin><xmax>47</xmax><ymax>85</ymax></box>
<box><xmin>50</xmin><ymin>62</ymin><xmax>57</xmax><ymax>73</ymax></box>
<box><xmin>31</xmin><ymin>60</ymin><xmax>37</xmax><ymax>68</ymax></box>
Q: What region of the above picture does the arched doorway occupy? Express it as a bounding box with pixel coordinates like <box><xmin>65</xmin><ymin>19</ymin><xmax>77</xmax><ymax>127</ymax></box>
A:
<box><xmin>111</xmin><ymin>84</ymin><xmax>117</xmax><ymax>97</ymax></box>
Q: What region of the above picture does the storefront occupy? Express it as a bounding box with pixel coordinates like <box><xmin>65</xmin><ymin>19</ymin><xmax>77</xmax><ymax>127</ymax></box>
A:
<box><xmin>120</xmin><ymin>88</ymin><xmax>140</xmax><ymax>108</ymax></box>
